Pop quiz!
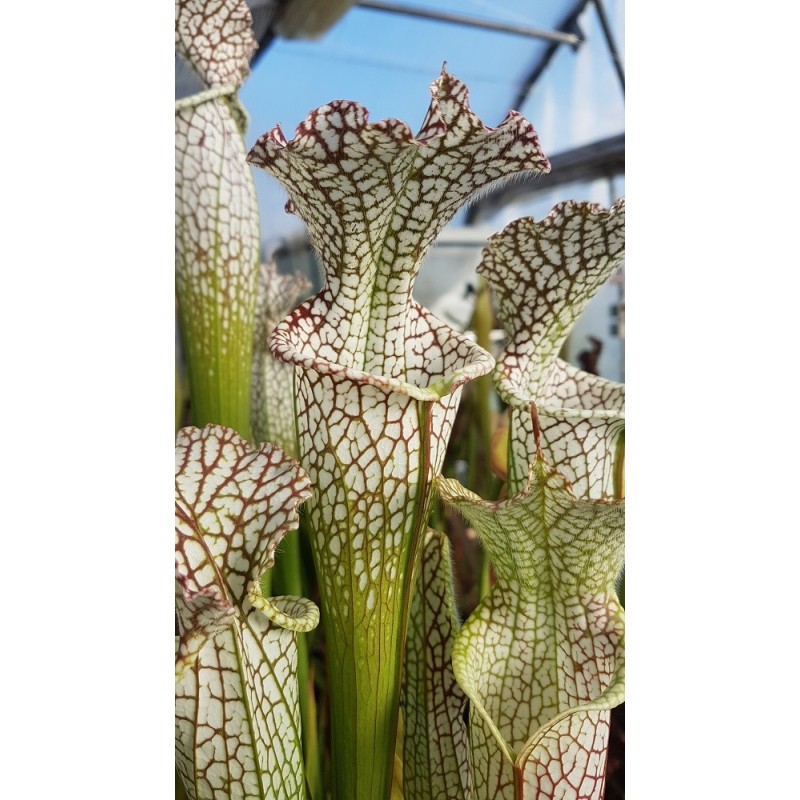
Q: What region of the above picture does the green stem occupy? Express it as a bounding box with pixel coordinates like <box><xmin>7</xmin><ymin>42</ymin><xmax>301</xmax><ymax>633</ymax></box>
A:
<box><xmin>176</xmin><ymin>100</ymin><xmax>258</xmax><ymax>441</ymax></box>
<box><xmin>613</xmin><ymin>428</ymin><xmax>625</xmax><ymax>607</ymax></box>
<box><xmin>271</xmin><ymin>525</ymin><xmax>321</xmax><ymax>800</ymax></box>
<box><xmin>175</xmin><ymin>361</ymin><xmax>187</xmax><ymax>433</ymax></box>
<box><xmin>319</xmin><ymin>402</ymin><xmax>434</xmax><ymax>800</ymax></box>
<box><xmin>179</xmin><ymin>305</ymin><xmax>255</xmax><ymax>440</ymax></box>
<box><xmin>303</xmin><ymin>663</ymin><xmax>322</xmax><ymax>800</ymax></box>
<box><xmin>613</xmin><ymin>428</ymin><xmax>625</xmax><ymax>500</ymax></box>
<box><xmin>471</xmin><ymin>278</ymin><xmax>500</xmax><ymax>601</ymax></box>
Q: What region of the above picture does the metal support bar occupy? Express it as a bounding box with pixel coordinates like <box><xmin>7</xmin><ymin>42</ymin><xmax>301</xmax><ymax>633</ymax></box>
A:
<box><xmin>592</xmin><ymin>0</ymin><xmax>625</xmax><ymax>93</ymax></box>
<box><xmin>511</xmin><ymin>0</ymin><xmax>591</xmax><ymax>110</ymax></box>
<box><xmin>356</xmin><ymin>0</ymin><xmax>581</xmax><ymax>46</ymax></box>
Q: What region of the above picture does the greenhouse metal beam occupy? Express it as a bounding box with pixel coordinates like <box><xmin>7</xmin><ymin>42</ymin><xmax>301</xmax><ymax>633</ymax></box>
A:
<box><xmin>356</xmin><ymin>0</ymin><xmax>582</xmax><ymax>46</ymax></box>
<box><xmin>593</xmin><ymin>0</ymin><xmax>625</xmax><ymax>93</ymax></box>
<box><xmin>511</xmin><ymin>0</ymin><xmax>592</xmax><ymax>111</ymax></box>
<box><xmin>465</xmin><ymin>133</ymin><xmax>625</xmax><ymax>222</ymax></box>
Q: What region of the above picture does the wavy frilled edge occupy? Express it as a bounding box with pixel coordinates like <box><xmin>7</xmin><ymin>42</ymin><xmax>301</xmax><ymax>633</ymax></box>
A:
<box><xmin>247</xmin><ymin>65</ymin><xmax>548</xmax><ymax>167</ymax></box>
<box><xmin>499</xmin><ymin>358</ymin><xmax>625</xmax><ymax>421</ymax></box>
<box><xmin>175</xmin><ymin>425</ymin><xmax>316</xmax><ymax>674</ymax></box>
<box><xmin>175</xmin><ymin>425</ymin><xmax>318</xmax><ymax>800</ymax></box>
<box><xmin>479</xmin><ymin>199</ymin><xmax>625</xmax><ymax>403</ymax></box>
<box><xmin>175</xmin><ymin>0</ymin><xmax>256</xmax><ymax>90</ymax></box>
<box><xmin>270</xmin><ymin>295</ymin><xmax>495</xmax><ymax>401</ymax></box>
<box><xmin>481</xmin><ymin>200</ymin><xmax>626</xmax><ymax>499</ymax></box>
<box><xmin>245</xmin><ymin>67</ymin><xmax>549</xmax><ymax>293</ymax></box>
<box><xmin>246</xmin><ymin>69</ymin><xmax>549</xmax><ymax>381</ymax></box>
<box><xmin>479</xmin><ymin>199</ymin><xmax>626</xmax><ymax>340</ymax></box>
<box><xmin>438</xmin><ymin>457</ymin><xmax>624</xmax><ymax>799</ymax></box>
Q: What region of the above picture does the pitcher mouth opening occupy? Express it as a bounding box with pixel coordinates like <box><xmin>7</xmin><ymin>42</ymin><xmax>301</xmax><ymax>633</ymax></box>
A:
<box><xmin>496</xmin><ymin>371</ymin><xmax>625</xmax><ymax>421</ymax></box>
<box><xmin>270</xmin><ymin>303</ymin><xmax>495</xmax><ymax>402</ymax></box>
